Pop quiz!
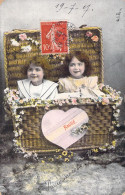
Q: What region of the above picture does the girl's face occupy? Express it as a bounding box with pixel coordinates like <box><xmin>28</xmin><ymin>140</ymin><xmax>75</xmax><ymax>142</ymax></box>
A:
<box><xmin>27</xmin><ymin>63</ymin><xmax>44</xmax><ymax>85</ymax></box>
<box><xmin>69</xmin><ymin>56</ymin><xmax>85</xmax><ymax>79</ymax></box>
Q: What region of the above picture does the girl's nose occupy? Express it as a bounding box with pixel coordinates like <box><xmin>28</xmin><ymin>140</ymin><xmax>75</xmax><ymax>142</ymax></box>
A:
<box><xmin>32</xmin><ymin>69</ymin><xmax>36</xmax><ymax>74</ymax></box>
<box><xmin>74</xmin><ymin>64</ymin><xmax>79</xmax><ymax>69</ymax></box>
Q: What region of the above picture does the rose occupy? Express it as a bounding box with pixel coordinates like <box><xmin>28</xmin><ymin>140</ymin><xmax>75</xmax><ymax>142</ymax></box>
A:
<box><xmin>86</xmin><ymin>31</ymin><xmax>93</xmax><ymax>37</ymax></box>
<box><xmin>91</xmin><ymin>35</ymin><xmax>99</xmax><ymax>42</ymax></box>
<box><xmin>19</xmin><ymin>33</ymin><xmax>27</xmax><ymax>41</ymax></box>
<box><xmin>102</xmin><ymin>97</ymin><xmax>109</xmax><ymax>105</ymax></box>
<box><xmin>72</xmin><ymin>98</ymin><xmax>77</xmax><ymax>105</ymax></box>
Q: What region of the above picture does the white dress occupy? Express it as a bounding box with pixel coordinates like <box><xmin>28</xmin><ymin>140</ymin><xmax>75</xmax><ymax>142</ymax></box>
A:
<box><xmin>17</xmin><ymin>79</ymin><xmax>58</xmax><ymax>100</ymax></box>
<box><xmin>56</xmin><ymin>76</ymin><xmax>104</xmax><ymax>99</ymax></box>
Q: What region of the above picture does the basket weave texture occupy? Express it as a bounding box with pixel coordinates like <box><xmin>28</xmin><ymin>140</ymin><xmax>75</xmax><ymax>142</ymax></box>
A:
<box><xmin>12</xmin><ymin>103</ymin><xmax>114</xmax><ymax>153</ymax></box>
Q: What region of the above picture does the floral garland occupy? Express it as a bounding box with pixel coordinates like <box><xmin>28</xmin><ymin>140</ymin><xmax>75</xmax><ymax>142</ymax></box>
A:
<box><xmin>10</xmin><ymin>33</ymin><xmax>40</xmax><ymax>53</ymax></box>
<box><xmin>3</xmin><ymin>84</ymin><xmax>122</xmax><ymax>161</ymax></box>
<box><xmin>4</xmin><ymin>83</ymin><xmax>122</xmax><ymax>108</ymax></box>
<box><xmin>85</xmin><ymin>30</ymin><xmax>99</xmax><ymax>42</ymax></box>
<box><xmin>10</xmin><ymin>32</ymin><xmax>66</xmax><ymax>63</ymax></box>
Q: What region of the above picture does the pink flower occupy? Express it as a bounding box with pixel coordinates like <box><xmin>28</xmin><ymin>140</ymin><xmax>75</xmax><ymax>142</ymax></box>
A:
<box><xmin>13</xmin><ymin>96</ymin><xmax>19</xmax><ymax>100</ymax></box>
<box><xmin>8</xmin><ymin>97</ymin><xmax>13</xmax><ymax>101</ymax></box>
<box><xmin>59</xmin><ymin>101</ymin><xmax>63</xmax><ymax>106</ymax></box>
<box><xmin>102</xmin><ymin>97</ymin><xmax>109</xmax><ymax>105</ymax></box>
<box><xmin>91</xmin><ymin>36</ymin><xmax>99</xmax><ymax>42</ymax></box>
<box><xmin>86</xmin><ymin>31</ymin><xmax>93</xmax><ymax>37</ymax></box>
<box><xmin>19</xmin><ymin>33</ymin><xmax>27</xmax><ymax>41</ymax></box>
<box><xmin>72</xmin><ymin>98</ymin><xmax>77</xmax><ymax>105</ymax></box>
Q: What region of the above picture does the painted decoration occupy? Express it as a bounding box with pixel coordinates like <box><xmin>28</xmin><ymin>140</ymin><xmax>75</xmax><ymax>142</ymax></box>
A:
<box><xmin>41</xmin><ymin>107</ymin><xmax>89</xmax><ymax>149</ymax></box>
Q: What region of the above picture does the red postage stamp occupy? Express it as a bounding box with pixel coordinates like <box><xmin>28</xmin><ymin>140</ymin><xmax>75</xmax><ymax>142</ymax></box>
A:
<box><xmin>40</xmin><ymin>21</ymin><xmax>69</xmax><ymax>54</ymax></box>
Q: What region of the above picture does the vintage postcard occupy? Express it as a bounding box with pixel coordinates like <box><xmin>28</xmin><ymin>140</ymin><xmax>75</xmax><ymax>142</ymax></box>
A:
<box><xmin>0</xmin><ymin>0</ymin><xmax>125</xmax><ymax>195</ymax></box>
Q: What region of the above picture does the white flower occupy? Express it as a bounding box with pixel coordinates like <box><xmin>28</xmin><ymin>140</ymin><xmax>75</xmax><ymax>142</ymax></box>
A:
<box><xmin>19</xmin><ymin>129</ymin><xmax>23</xmax><ymax>135</ymax></box>
<box><xmin>21</xmin><ymin>45</ymin><xmax>32</xmax><ymax>52</ymax></box>
<box><xmin>113</xmin><ymin>131</ymin><xmax>117</xmax><ymax>135</ymax></box>
<box><xmin>27</xmin><ymin>37</ymin><xmax>32</xmax><ymax>41</ymax></box>
<box><xmin>14</xmin><ymin>131</ymin><xmax>19</xmax><ymax>137</ymax></box>
<box><xmin>13</xmin><ymin>139</ymin><xmax>17</xmax><ymax>143</ymax></box>
<box><xmin>112</xmin><ymin>105</ymin><xmax>116</xmax><ymax>109</ymax></box>
<box><xmin>116</xmin><ymin>109</ymin><xmax>120</xmax><ymax>113</ymax></box>
<box><xmin>4</xmin><ymin>88</ymin><xmax>10</xmax><ymax>93</ymax></box>
<box><xmin>11</xmin><ymin>39</ymin><xmax>20</xmax><ymax>46</ymax></box>
<box><xmin>15</xmin><ymin>115</ymin><xmax>20</xmax><ymax>119</ymax></box>
<box><xmin>19</xmin><ymin>110</ymin><xmax>25</xmax><ymax>115</ymax></box>
<box><xmin>35</xmin><ymin>41</ymin><xmax>39</xmax><ymax>45</ymax></box>
<box><xmin>15</xmin><ymin>123</ymin><xmax>20</xmax><ymax>127</ymax></box>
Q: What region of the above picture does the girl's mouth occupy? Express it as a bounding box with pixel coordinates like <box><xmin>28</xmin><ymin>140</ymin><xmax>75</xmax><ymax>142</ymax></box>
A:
<box><xmin>73</xmin><ymin>71</ymin><xmax>80</xmax><ymax>73</ymax></box>
<box><xmin>31</xmin><ymin>75</ymin><xmax>38</xmax><ymax>78</ymax></box>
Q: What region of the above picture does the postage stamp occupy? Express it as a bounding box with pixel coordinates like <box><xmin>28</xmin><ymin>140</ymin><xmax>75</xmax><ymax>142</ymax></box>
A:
<box><xmin>40</xmin><ymin>21</ymin><xmax>69</xmax><ymax>54</ymax></box>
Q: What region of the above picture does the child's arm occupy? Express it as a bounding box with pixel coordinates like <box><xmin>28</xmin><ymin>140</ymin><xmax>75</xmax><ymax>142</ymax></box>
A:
<box><xmin>58</xmin><ymin>78</ymin><xmax>77</xmax><ymax>93</ymax></box>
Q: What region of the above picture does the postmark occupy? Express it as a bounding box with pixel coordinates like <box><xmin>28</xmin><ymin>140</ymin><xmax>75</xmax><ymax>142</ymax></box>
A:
<box><xmin>40</xmin><ymin>21</ymin><xmax>69</xmax><ymax>54</ymax></box>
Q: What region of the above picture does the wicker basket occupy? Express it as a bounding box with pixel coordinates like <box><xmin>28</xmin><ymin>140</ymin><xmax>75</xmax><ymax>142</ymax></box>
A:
<box><xmin>4</xmin><ymin>27</ymin><xmax>118</xmax><ymax>153</ymax></box>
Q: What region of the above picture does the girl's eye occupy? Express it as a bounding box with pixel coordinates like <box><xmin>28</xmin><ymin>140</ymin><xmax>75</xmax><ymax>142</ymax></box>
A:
<box><xmin>69</xmin><ymin>63</ymin><xmax>75</xmax><ymax>67</ymax></box>
<box><xmin>28</xmin><ymin>68</ymin><xmax>33</xmax><ymax>71</ymax></box>
<box><xmin>35</xmin><ymin>68</ymin><xmax>41</xmax><ymax>71</ymax></box>
<box><xmin>78</xmin><ymin>63</ymin><xmax>82</xmax><ymax>66</ymax></box>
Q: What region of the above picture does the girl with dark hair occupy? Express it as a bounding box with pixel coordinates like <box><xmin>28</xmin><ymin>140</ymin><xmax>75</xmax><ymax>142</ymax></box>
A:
<box><xmin>57</xmin><ymin>51</ymin><xmax>104</xmax><ymax>98</ymax></box>
<box><xmin>17</xmin><ymin>56</ymin><xmax>58</xmax><ymax>99</ymax></box>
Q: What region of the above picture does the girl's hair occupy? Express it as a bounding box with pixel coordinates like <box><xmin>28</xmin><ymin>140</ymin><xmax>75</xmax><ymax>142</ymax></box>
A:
<box><xmin>63</xmin><ymin>51</ymin><xmax>91</xmax><ymax>77</ymax></box>
<box><xmin>23</xmin><ymin>55</ymin><xmax>48</xmax><ymax>76</ymax></box>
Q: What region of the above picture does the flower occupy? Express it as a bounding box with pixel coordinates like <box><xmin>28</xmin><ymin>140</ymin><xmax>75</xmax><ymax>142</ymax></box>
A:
<box><xmin>48</xmin><ymin>158</ymin><xmax>54</xmax><ymax>162</ymax></box>
<box><xmin>91</xmin><ymin>35</ymin><xmax>99</xmax><ymax>42</ymax></box>
<box><xmin>62</xmin><ymin>151</ymin><xmax>68</xmax><ymax>156</ymax></box>
<box><xmin>19</xmin><ymin>129</ymin><xmax>23</xmax><ymax>135</ymax></box>
<box><xmin>21</xmin><ymin>45</ymin><xmax>32</xmax><ymax>52</ymax></box>
<box><xmin>11</xmin><ymin>39</ymin><xmax>20</xmax><ymax>46</ymax></box>
<box><xmin>72</xmin><ymin>98</ymin><xmax>77</xmax><ymax>105</ymax></box>
<box><xmin>86</xmin><ymin>31</ymin><xmax>93</xmax><ymax>37</ymax></box>
<box><xmin>27</xmin><ymin>37</ymin><xmax>32</xmax><ymax>41</ymax></box>
<box><xmin>19</xmin><ymin>33</ymin><xmax>27</xmax><ymax>41</ymax></box>
<box><xmin>58</xmin><ymin>101</ymin><xmax>63</xmax><ymax>106</ymax></box>
<box><xmin>35</xmin><ymin>41</ymin><xmax>39</xmax><ymax>45</ymax></box>
<box><xmin>57</xmin><ymin>155</ymin><xmax>62</xmax><ymax>159</ymax></box>
<box><xmin>92</xmin><ymin>148</ymin><xmax>98</xmax><ymax>153</ymax></box>
<box><xmin>4</xmin><ymin>88</ymin><xmax>9</xmax><ymax>93</ymax></box>
<box><xmin>19</xmin><ymin>99</ymin><xmax>24</xmax><ymax>104</ymax></box>
<box><xmin>64</xmin><ymin>158</ymin><xmax>70</xmax><ymax>162</ymax></box>
<box><xmin>112</xmin><ymin>140</ymin><xmax>116</xmax><ymax>147</ymax></box>
<box><xmin>13</xmin><ymin>96</ymin><xmax>20</xmax><ymax>101</ymax></box>
<box><xmin>56</xmin><ymin>149</ymin><xmax>61</xmax><ymax>152</ymax></box>
<box><xmin>20</xmin><ymin>110</ymin><xmax>25</xmax><ymax>115</ymax></box>
<box><xmin>14</xmin><ymin>131</ymin><xmax>19</xmax><ymax>137</ymax></box>
<box><xmin>102</xmin><ymin>97</ymin><xmax>109</xmax><ymax>105</ymax></box>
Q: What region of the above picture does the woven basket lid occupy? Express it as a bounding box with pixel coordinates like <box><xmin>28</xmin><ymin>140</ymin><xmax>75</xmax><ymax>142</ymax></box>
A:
<box><xmin>4</xmin><ymin>27</ymin><xmax>104</xmax><ymax>88</ymax></box>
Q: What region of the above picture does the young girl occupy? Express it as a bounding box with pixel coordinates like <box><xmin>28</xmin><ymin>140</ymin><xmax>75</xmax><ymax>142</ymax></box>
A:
<box><xmin>57</xmin><ymin>51</ymin><xmax>104</xmax><ymax>98</ymax></box>
<box><xmin>17</xmin><ymin>56</ymin><xmax>58</xmax><ymax>99</ymax></box>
